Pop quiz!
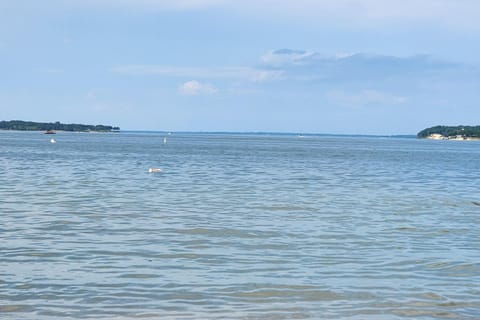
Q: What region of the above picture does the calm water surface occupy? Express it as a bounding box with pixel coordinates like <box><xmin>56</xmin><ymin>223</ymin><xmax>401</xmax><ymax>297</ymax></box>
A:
<box><xmin>1</xmin><ymin>131</ymin><xmax>479</xmax><ymax>319</ymax></box>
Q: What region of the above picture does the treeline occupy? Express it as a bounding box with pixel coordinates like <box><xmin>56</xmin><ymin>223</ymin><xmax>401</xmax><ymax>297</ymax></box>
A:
<box><xmin>417</xmin><ymin>125</ymin><xmax>480</xmax><ymax>138</ymax></box>
<box><xmin>0</xmin><ymin>120</ymin><xmax>120</xmax><ymax>132</ymax></box>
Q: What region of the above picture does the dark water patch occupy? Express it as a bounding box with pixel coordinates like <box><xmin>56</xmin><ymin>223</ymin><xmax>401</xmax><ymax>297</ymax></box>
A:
<box><xmin>117</xmin><ymin>273</ymin><xmax>161</xmax><ymax>279</ymax></box>
<box><xmin>175</xmin><ymin>227</ymin><xmax>282</xmax><ymax>239</ymax></box>
<box><xmin>233</xmin><ymin>289</ymin><xmax>342</xmax><ymax>301</ymax></box>
<box><xmin>0</xmin><ymin>304</ymin><xmax>31</xmax><ymax>312</ymax></box>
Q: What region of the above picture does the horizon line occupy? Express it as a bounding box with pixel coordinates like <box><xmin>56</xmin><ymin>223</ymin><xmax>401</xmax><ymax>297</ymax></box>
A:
<box><xmin>119</xmin><ymin>130</ymin><xmax>417</xmax><ymax>137</ymax></box>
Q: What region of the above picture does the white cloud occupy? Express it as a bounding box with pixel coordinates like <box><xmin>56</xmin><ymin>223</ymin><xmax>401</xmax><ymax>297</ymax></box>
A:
<box><xmin>261</xmin><ymin>49</ymin><xmax>315</xmax><ymax>67</ymax></box>
<box><xmin>179</xmin><ymin>80</ymin><xmax>218</xmax><ymax>95</ymax></box>
<box><xmin>326</xmin><ymin>89</ymin><xmax>408</xmax><ymax>107</ymax></box>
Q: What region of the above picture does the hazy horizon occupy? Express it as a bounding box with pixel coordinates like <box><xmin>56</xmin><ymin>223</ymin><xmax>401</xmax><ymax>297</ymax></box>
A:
<box><xmin>1</xmin><ymin>1</ymin><xmax>480</xmax><ymax>134</ymax></box>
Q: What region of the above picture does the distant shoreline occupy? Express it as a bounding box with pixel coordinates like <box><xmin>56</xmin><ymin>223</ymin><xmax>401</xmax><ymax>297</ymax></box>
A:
<box><xmin>0</xmin><ymin>120</ymin><xmax>120</xmax><ymax>133</ymax></box>
<box><xmin>417</xmin><ymin>125</ymin><xmax>480</xmax><ymax>140</ymax></box>
<box><xmin>0</xmin><ymin>129</ymin><xmax>418</xmax><ymax>138</ymax></box>
<box><xmin>97</xmin><ymin>130</ymin><xmax>418</xmax><ymax>138</ymax></box>
<box><xmin>423</xmin><ymin>134</ymin><xmax>480</xmax><ymax>141</ymax></box>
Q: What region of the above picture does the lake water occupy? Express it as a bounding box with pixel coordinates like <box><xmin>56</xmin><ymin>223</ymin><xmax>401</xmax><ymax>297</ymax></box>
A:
<box><xmin>1</xmin><ymin>131</ymin><xmax>479</xmax><ymax>319</ymax></box>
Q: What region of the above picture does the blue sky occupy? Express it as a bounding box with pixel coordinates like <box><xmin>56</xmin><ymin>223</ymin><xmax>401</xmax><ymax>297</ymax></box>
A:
<box><xmin>1</xmin><ymin>0</ymin><xmax>480</xmax><ymax>134</ymax></box>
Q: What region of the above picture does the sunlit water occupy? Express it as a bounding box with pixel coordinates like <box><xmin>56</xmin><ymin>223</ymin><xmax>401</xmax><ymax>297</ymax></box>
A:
<box><xmin>1</xmin><ymin>131</ymin><xmax>479</xmax><ymax>319</ymax></box>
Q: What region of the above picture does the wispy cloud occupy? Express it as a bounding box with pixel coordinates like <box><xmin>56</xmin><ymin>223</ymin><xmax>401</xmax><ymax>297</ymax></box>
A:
<box><xmin>114</xmin><ymin>52</ymin><xmax>454</xmax><ymax>85</ymax></box>
<box><xmin>112</xmin><ymin>49</ymin><xmax>475</xmax><ymax>104</ymax></box>
<box><xmin>261</xmin><ymin>50</ymin><xmax>459</xmax><ymax>84</ymax></box>
<box><xmin>179</xmin><ymin>80</ymin><xmax>218</xmax><ymax>95</ymax></box>
<box><xmin>112</xmin><ymin>65</ymin><xmax>283</xmax><ymax>82</ymax></box>
<box><xmin>263</xmin><ymin>50</ymin><xmax>448</xmax><ymax>69</ymax></box>
<box><xmin>261</xmin><ymin>49</ymin><xmax>315</xmax><ymax>67</ymax></box>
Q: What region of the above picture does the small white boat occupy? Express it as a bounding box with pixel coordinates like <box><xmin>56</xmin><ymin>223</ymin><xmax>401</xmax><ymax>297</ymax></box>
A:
<box><xmin>163</xmin><ymin>137</ymin><xmax>167</xmax><ymax>144</ymax></box>
<box><xmin>148</xmin><ymin>168</ymin><xmax>162</xmax><ymax>173</ymax></box>
<box><xmin>50</xmin><ymin>138</ymin><xmax>56</xmax><ymax>144</ymax></box>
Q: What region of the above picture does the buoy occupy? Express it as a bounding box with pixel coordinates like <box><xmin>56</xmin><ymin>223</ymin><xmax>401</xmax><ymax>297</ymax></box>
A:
<box><xmin>148</xmin><ymin>168</ymin><xmax>162</xmax><ymax>173</ymax></box>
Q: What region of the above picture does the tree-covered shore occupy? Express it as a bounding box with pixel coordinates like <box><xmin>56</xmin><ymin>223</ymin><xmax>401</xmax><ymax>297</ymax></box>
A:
<box><xmin>0</xmin><ymin>120</ymin><xmax>120</xmax><ymax>132</ymax></box>
<box><xmin>417</xmin><ymin>125</ymin><xmax>480</xmax><ymax>139</ymax></box>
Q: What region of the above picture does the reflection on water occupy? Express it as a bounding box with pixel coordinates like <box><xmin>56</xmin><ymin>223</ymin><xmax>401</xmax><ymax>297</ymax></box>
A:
<box><xmin>1</xmin><ymin>131</ymin><xmax>479</xmax><ymax>319</ymax></box>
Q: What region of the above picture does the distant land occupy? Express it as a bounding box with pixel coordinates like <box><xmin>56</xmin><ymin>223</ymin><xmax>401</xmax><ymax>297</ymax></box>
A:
<box><xmin>0</xmin><ymin>120</ymin><xmax>120</xmax><ymax>132</ymax></box>
<box><xmin>418</xmin><ymin>125</ymin><xmax>480</xmax><ymax>140</ymax></box>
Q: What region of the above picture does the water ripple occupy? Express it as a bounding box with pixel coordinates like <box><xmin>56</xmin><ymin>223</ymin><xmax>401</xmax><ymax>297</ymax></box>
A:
<box><xmin>1</xmin><ymin>132</ymin><xmax>479</xmax><ymax>319</ymax></box>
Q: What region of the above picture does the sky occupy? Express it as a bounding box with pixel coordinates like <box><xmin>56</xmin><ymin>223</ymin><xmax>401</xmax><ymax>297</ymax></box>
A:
<box><xmin>1</xmin><ymin>0</ymin><xmax>480</xmax><ymax>134</ymax></box>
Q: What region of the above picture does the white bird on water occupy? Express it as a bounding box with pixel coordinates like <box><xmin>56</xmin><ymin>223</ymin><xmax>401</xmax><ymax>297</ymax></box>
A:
<box><xmin>50</xmin><ymin>138</ymin><xmax>56</xmax><ymax>144</ymax></box>
<box><xmin>148</xmin><ymin>168</ymin><xmax>162</xmax><ymax>173</ymax></box>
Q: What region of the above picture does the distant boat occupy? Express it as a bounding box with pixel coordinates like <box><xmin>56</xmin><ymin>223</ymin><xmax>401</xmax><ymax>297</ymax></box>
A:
<box><xmin>50</xmin><ymin>138</ymin><xmax>56</xmax><ymax>144</ymax></box>
<box><xmin>163</xmin><ymin>137</ymin><xmax>167</xmax><ymax>144</ymax></box>
<box><xmin>44</xmin><ymin>130</ymin><xmax>56</xmax><ymax>134</ymax></box>
<box><xmin>148</xmin><ymin>168</ymin><xmax>162</xmax><ymax>173</ymax></box>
